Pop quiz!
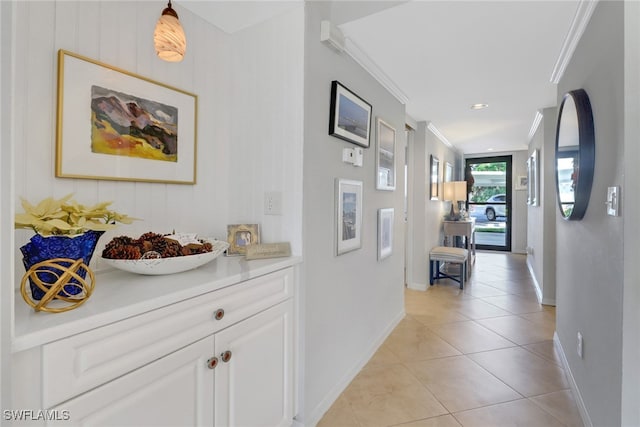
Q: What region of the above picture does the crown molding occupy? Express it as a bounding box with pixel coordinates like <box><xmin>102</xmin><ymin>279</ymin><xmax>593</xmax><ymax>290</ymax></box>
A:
<box><xmin>343</xmin><ymin>37</ymin><xmax>409</xmax><ymax>105</ymax></box>
<box><xmin>427</xmin><ymin>122</ymin><xmax>453</xmax><ymax>148</ymax></box>
<box><xmin>550</xmin><ymin>0</ymin><xmax>599</xmax><ymax>84</ymax></box>
<box><xmin>527</xmin><ymin>110</ymin><xmax>544</xmax><ymax>143</ymax></box>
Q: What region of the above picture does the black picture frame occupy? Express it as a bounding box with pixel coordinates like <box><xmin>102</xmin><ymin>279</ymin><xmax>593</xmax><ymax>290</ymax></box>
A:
<box><xmin>329</xmin><ymin>81</ymin><xmax>372</xmax><ymax>148</ymax></box>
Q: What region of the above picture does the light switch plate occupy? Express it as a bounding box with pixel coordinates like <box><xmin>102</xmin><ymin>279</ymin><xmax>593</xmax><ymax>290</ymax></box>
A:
<box><xmin>264</xmin><ymin>191</ymin><xmax>282</xmax><ymax>215</ymax></box>
<box><xmin>607</xmin><ymin>186</ymin><xmax>620</xmax><ymax>216</ymax></box>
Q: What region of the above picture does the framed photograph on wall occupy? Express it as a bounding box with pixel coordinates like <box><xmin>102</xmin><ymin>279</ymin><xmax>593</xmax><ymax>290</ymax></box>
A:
<box><xmin>226</xmin><ymin>224</ymin><xmax>260</xmax><ymax>256</ymax></box>
<box><xmin>376</xmin><ymin>118</ymin><xmax>396</xmax><ymax>191</ymax></box>
<box><xmin>444</xmin><ymin>162</ymin><xmax>453</xmax><ymax>182</ymax></box>
<box><xmin>430</xmin><ymin>155</ymin><xmax>440</xmax><ymax>200</ymax></box>
<box><xmin>329</xmin><ymin>81</ymin><xmax>372</xmax><ymax>148</ymax></box>
<box><xmin>336</xmin><ymin>178</ymin><xmax>363</xmax><ymax>255</ymax></box>
<box><xmin>377</xmin><ymin>208</ymin><xmax>394</xmax><ymax>260</ymax></box>
<box><xmin>527</xmin><ymin>149</ymin><xmax>539</xmax><ymax>206</ymax></box>
<box><xmin>516</xmin><ymin>175</ymin><xmax>528</xmax><ymax>191</ymax></box>
<box><xmin>55</xmin><ymin>49</ymin><xmax>197</xmax><ymax>184</ymax></box>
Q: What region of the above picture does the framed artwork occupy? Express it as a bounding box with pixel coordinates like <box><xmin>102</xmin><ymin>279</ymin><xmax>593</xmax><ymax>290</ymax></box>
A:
<box><xmin>527</xmin><ymin>150</ymin><xmax>539</xmax><ymax>206</ymax></box>
<box><xmin>226</xmin><ymin>224</ymin><xmax>260</xmax><ymax>256</ymax></box>
<box><xmin>55</xmin><ymin>49</ymin><xmax>198</xmax><ymax>184</ymax></box>
<box><xmin>444</xmin><ymin>162</ymin><xmax>453</xmax><ymax>182</ymax></box>
<box><xmin>376</xmin><ymin>118</ymin><xmax>396</xmax><ymax>191</ymax></box>
<box><xmin>430</xmin><ymin>155</ymin><xmax>440</xmax><ymax>200</ymax></box>
<box><xmin>377</xmin><ymin>208</ymin><xmax>394</xmax><ymax>260</ymax></box>
<box><xmin>329</xmin><ymin>80</ymin><xmax>372</xmax><ymax>148</ymax></box>
<box><xmin>516</xmin><ymin>175</ymin><xmax>528</xmax><ymax>191</ymax></box>
<box><xmin>336</xmin><ymin>178</ymin><xmax>363</xmax><ymax>255</ymax></box>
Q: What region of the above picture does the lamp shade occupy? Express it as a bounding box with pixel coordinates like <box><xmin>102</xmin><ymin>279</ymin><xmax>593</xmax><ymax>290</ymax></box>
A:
<box><xmin>453</xmin><ymin>181</ymin><xmax>467</xmax><ymax>202</ymax></box>
<box><xmin>154</xmin><ymin>2</ymin><xmax>186</xmax><ymax>62</ymax></box>
<box><xmin>444</xmin><ymin>181</ymin><xmax>467</xmax><ymax>202</ymax></box>
<box><xmin>443</xmin><ymin>182</ymin><xmax>455</xmax><ymax>202</ymax></box>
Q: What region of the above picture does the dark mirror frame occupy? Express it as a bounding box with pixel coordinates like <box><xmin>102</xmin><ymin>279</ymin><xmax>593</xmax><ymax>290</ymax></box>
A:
<box><xmin>555</xmin><ymin>89</ymin><xmax>595</xmax><ymax>220</ymax></box>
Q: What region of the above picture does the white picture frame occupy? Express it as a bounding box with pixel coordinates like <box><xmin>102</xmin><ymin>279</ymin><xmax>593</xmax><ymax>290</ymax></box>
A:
<box><xmin>527</xmin><ymin>149</ymin><xmax>539</xmax><ymax>206</ymax></box>
<box><xmin>430</xmin><ymin>155</ymin><xmax>440</xmax><ymax>200</ymax></box>
<box><xmin>516</xmin><ymin>175</ymin><xmax>528</xmax><ymax>191</ymax></box>
<box><xmin>444</xmin><ymin>162</ymin><xmax>453</xmax><ymax>183</ymax></box>
<box><xmin>336</xmin><ymin>178</ymin><xmax>363</xmax><ymax>255</ymax></box>
<box><xmin>377</xmin><ymin>208</ymin><xmax>394</xmax><ymax>260</ymax></box>
<box><xmin>376</xmin><ymin>118</ymin><xmax>396</xmax><ymax>191</ymax></box>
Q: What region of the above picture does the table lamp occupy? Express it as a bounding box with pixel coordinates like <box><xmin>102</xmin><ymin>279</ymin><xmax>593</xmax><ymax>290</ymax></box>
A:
<box><xmin>444</xmin><ymin>181</ymin><xmax>467</xmax><ymax>220</ymax></box>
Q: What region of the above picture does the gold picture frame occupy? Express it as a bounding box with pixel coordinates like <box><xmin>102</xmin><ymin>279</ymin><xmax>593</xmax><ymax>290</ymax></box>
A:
<box><xmin>55</xmin><ymin>49</ymin><xmax>198</xmax><ymax>184</ymax></box>
<box><xmin>226</xmin><ymin>224</ymin><xmax>260</xmax><ymax>256</ymax></box>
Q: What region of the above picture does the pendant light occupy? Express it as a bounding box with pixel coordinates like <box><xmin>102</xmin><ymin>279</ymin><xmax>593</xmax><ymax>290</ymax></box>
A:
<box><xmin>154</xmin><ymin>0</ymin><xmax>186</xmax><ymax>62</ymax></box>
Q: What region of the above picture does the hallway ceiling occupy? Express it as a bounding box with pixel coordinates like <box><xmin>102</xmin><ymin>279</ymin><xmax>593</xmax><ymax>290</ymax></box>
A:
<box><xmin>178</xmin><ymin>0</ymin><xmax>581</xmax><ymax>154</ymax></box>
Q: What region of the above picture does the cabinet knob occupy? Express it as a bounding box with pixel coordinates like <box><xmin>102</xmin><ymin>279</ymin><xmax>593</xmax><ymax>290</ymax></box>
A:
<box><xmin>214</xmin><ymin>309</ymin><xmax>225</xmax><ymax>321</ymax></box>
<box><xmin>221</xmin><ymin>350</ymin><xmax>232</xmax><ymax>363</ymax></box>
<box><xmin>207</xmin><ymin>357</ymin><xmax>219</xmax><ymax>369</ymax></box>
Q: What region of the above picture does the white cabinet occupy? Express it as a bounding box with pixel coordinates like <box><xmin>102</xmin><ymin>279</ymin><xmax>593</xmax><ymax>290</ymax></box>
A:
<box><xmin>49</xmin><ymin>300</ymin><xmax>293</xmax><ymax>427</ymax></box>
<box><xmin>215</xmin><ymin>300</ymin><xmax>293</xmax><ymax>427</ymax></box>
<box><xmin>50</xmin><ymin>337</ymin><xmax>215</xmax><ymax>426</ymax></box>
<box><xmin>13</xmin><ymin>262</ymin><xmax>298</xmax><ymax>427</ymax></box>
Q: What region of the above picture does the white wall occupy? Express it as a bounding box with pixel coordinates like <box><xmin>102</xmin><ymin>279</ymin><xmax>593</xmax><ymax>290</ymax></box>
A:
<box><xmin>301</xmin><ymin>2</ymin><xmax>406</xmax><ymax>424</ymax></box>
<box><xmin>228</xmin><ymin>9</ymin><xmax>304</xmax><ymax>250</ymax></box>
<box><xmin>527</xmin><ymin>107</ymin><xmax>557</xmax><ymax>305</ymax></box>
<box><xmin>0</xmin><ymin>0</ymin><xmax>15</xmax><ymax>412</ymax></box>
<box><xmin>622</xmin><ymin>2</ymin><xmax>640</xmax><ymax>425</ymax></box>
<box><xmin>555</xmin><ymin>2</ymin><xmax>624</xmax><ymax>425</ymax></box>
<box><xmin>408</xmin><ymin>122</ymin><xmax>460</xmax><ymax>290</ymax></box>
<box><xmin>10</xmin><ymin>0</ymin><xmax>303</xmax><ymax>281</ymax></box>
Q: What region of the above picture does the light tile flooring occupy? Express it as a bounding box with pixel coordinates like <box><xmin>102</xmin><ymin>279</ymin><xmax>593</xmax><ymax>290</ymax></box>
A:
<box><xmin>318</xmin><ymin>252</ymin><xmax>583</xmax><ymax>427</ymax></box>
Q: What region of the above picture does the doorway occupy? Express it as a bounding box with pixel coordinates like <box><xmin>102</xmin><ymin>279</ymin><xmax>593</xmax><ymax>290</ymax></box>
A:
<box><xmin>465</xmin><ymin>156</ymin><xmax>512</xmax><ymax>251</ymax></box>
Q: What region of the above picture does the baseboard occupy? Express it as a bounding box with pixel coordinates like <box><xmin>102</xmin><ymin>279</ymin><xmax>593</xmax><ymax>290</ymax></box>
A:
<box><xmin>541</xmin><ymin>297</ymin><xmax>556</xmax><ymax>306</ymax></box>
<box><xmin>553</xmin><ymin>333</ymin><xmax>593</xmax><ymax>427</ymax></box>
<box><xmin>303</xmin><ymin>309</ymin><xmax>405</xmax><ymax>427</ymax></box>
<box><xmin>526</xmin><ymin>257</ymin><xmax>543</xmax><ymax>304</ymax></box>
<box><xmin>407</xmin><ymin>282</ymin><xmax>427</xmax><ymax>291</ymax></box>
<box><xmin>526</xmin><ymin>257</ymin><xmax>556</xmax><ymax>306</ymax></box>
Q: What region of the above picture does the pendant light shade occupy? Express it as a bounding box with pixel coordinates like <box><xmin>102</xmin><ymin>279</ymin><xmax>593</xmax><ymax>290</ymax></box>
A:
<box><xmin>154</xmin><ymin>1</ymin><xmax>186</xmax><ymax>62</ymax></box>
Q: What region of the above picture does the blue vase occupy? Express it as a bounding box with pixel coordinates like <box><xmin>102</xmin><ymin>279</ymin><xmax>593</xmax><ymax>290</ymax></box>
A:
<box><xmin>20</xmin><ymin>230</ymin><xmax>104</xmax><ymax>300</ymax></box>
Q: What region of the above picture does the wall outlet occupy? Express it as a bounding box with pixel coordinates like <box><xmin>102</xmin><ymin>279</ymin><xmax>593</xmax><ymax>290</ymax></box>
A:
<box><xmin>264</xmin><ymin>191</ymin><xmax>282</xmax><ymax>215</ymax></box>
<box><xmin>577</xmin><ymin>332</ymin><xmax>584</xmax><ymax>359</ymax></box>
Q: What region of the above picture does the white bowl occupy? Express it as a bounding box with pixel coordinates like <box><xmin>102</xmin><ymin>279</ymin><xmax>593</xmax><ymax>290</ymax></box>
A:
<box><xmin>102</xmin><ymin>240</ymin><xmax>229</xmax><ymax>275</ymax></box>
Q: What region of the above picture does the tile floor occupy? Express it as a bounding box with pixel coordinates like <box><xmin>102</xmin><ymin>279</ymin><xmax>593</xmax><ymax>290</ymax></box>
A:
<box><xmin>317</xmin><ymin>251</ymin><xmax>584</xmax><ymax>427</ymax></box>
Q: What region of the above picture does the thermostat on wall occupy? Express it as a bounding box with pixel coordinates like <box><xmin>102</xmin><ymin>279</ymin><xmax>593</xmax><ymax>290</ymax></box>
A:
<box><xmin>342</xmin><ymin>147</ymin><xmax>363</xmax><ymax>167</ymax></box>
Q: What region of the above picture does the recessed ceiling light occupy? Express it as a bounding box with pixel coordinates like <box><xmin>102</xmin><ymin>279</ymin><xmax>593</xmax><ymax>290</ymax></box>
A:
<box><xmin>487</xmin><ymin>148</ymin><xmax>494</xmax><ymax>151</ymax></box>
<box><xmin>471</xmin><ymin>103</ymin><xmax>489</xmax><ymax>110</ymax></box>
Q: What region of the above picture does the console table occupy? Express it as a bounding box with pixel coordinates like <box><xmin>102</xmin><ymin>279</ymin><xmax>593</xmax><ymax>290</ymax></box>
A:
<box><xmin>443</xmin><ymin>218</ymin><xmax>476</xmax><ymax>277</ymax></box>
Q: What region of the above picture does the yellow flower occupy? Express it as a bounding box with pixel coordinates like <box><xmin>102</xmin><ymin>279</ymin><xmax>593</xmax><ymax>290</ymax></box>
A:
<box><xmin>15</xmin><ymin>194</ymin><xmax>137</xmax><ymax>236</ymax></box>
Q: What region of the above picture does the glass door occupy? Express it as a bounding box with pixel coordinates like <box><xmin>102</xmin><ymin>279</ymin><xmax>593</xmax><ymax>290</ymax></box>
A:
<box><xmin>465</xmin><ymin>156</ymin><xmax>512</xmax><ymax>251</ymax></box>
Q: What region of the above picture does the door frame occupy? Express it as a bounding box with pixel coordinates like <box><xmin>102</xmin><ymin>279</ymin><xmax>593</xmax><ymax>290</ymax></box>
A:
<box><xmin>465</xmin><ymin>155</ymin><xmax>513</xmax><ymax>252</ymax></box>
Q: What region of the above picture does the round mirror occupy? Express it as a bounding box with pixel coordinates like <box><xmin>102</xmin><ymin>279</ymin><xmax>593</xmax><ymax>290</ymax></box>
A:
<box><xmin>555</xmin><ymin>89</ymin><xmax>595</xmax><ymax>220</ymax></box>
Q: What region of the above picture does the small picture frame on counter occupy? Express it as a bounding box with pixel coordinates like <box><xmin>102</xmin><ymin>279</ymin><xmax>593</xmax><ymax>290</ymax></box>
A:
<box><xmin>226</xmin><ymin>224</ymin><xmax>260</xmax><ymax>256</ymax></box>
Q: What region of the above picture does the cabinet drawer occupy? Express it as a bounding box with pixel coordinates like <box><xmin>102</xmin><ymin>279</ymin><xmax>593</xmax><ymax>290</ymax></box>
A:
<box><xmin>42</xmin><ymin>267</ymin><xmax>293</xmax><ymax>408</ymax></box>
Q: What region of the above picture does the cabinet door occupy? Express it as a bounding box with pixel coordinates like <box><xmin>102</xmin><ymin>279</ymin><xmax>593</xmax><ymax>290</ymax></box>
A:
<box><xmin>49</xmin><ymin>337</ymin><xmax>215</xmax><ymax>426</ymax></box>
<box><xmin>214</xmin><ymin>300</ymin><xmax>294</xmax><ymax>427</ymax></box>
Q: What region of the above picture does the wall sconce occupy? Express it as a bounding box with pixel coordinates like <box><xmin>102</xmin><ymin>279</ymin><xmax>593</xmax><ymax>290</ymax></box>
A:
<box><xmin>444</xmin><ymin>181</ymin><xmax>467</xmax><ymax>220</ymax></box>
<box><xmin>154</xmin><ymin>0</ymin><xmax>186</xmax><ymax>62</ymax></box>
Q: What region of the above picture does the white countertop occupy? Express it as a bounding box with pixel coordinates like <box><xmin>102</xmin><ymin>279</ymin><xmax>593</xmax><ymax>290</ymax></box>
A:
<box><xmin>13</xmin><ymin>255</ymin><xmax>302</xmax><ymax>353</ymax></box>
